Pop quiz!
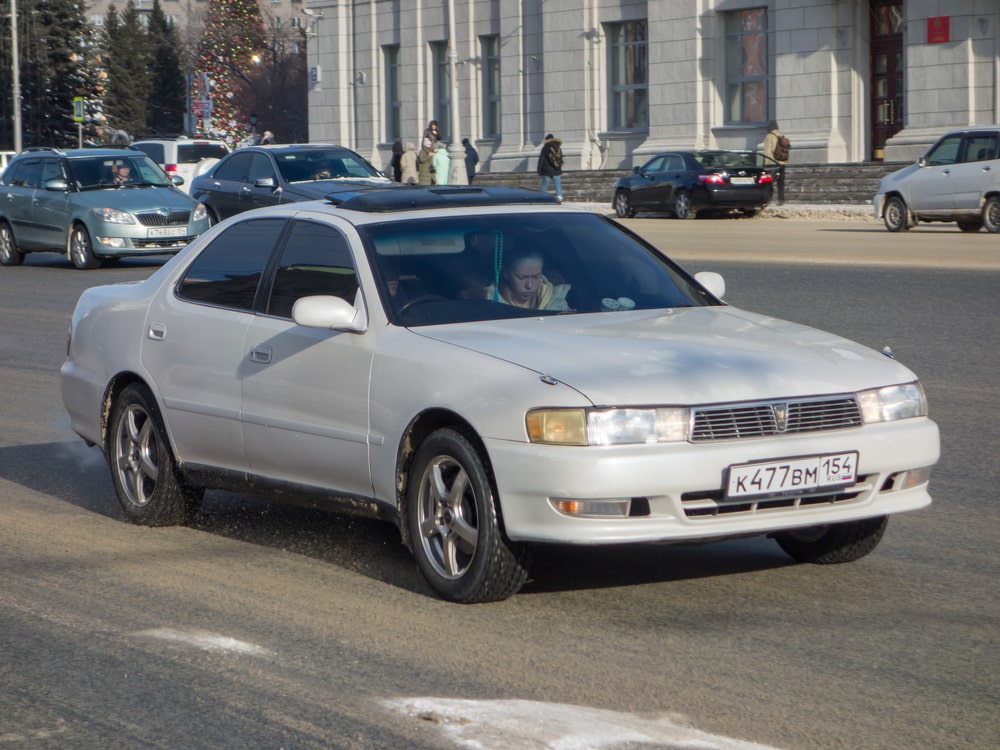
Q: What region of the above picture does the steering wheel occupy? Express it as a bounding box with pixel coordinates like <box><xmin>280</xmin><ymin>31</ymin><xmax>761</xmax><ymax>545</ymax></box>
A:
<box><xmin>396</xmin><ymin>293</ymin><xmax>447</xmax><ymax>316</ymax></box>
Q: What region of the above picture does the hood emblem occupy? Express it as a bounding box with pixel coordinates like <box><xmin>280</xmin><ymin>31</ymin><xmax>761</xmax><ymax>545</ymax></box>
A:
<box><xmin>773</xmin><ymin>403</ymin><xmax>788</xmax><ymax>432</ymax></box>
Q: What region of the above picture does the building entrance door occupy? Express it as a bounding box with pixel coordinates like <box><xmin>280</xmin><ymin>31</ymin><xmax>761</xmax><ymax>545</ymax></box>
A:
<box><xmin>870</xmin><ymin>0</ymin><xmax>904</xmax><ymax>160</ymax></box>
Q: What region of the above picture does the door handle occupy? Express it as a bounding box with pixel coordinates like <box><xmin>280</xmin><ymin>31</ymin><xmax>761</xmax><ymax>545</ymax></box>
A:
<box><xmin>249</xmin><ymin>345</ymin><xmax>272</xmax><ymax>364</ymax></box>
<box><xmin>147</xmin><ymin>322</ymin><xmax>166</xmax><ymax>341</ymax></box>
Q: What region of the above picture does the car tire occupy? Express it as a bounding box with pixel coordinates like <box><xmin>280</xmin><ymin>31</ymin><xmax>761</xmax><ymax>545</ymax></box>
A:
<box><xmin>614</xmin><ymin>189</ymin><xmax>636</xmax><ymax>218</ymax></box>
<box><xmin>672</xmin><ymin>190</ymin><xmax>696</xmax><ymax>220</ymax></box>
<box><xmin>205</xmin><ymin>207</ymin><xmax>221</xmax><ymax>226</ymax></box>
<box><xmin>982</xmin><ymin>195</ymin><xmax>1000</xmax><ymax>233</ymax></box>
<box><xmin>108</xmin><ymin>383</ymin><xmax>202</xmax><ymax>526</ymax></box>
<box><xmin>0</xmin><ymin>221</ymin><xmax>24</xmax><ymax>266</ymax></box>
<box><xmin>69</xmin><ymin>224</ymin><xmax>100</xmax><ymax>269</ymax></box>
<box><xmin>741</xmin><ymin>208</ymin><xmax>759</xmax><ymax>218</ymax></box>
<box><xmin>957</xmin><ymin>220</ymin><xmax>982</xmax><ymax>233</ymax></box>
<box><xmin>774</xmin><ymin>516</ymin><xmax>888</xmax><ymax>564</ymax></box>
<box><xmin>407</xmin><ymin>427</ymin><xmax>530</xmax><ymax>602</ymax></box>
<box><xmin>883</xmin><ymin>196</ymin><xmax>909</xmax><ymax>232</ymax></box>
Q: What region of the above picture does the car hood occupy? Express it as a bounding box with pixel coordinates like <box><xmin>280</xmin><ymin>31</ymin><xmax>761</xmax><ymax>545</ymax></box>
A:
<box><xmin>75</xmin><ymin>186</ymin><xmax>197</xmax><ymax>210</ymax></box>
<box><xmin>879</xmin><ymin>161</ymin><xmax>921</xmax><ymax>189</ymax></box>
<box><xmin>414</xmin><ymin>306</ymin><xmax>916</xmax><ymax>406</ymax></box>
<box><xmin>284</xmin><ymin>177</ymin><xmax>396</xmax><ymax>200</ymax></box>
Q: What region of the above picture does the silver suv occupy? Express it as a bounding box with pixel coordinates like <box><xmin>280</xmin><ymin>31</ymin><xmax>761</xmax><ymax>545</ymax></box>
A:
<box><xmin>874</xmin><ymin>125</ymin><xmax>1000</xmax><ymax>233</ymax></box>
<box><xmin>131</xmin><ymin>137</ymin><xmax>230</xmax><ymax>194</ymax></box>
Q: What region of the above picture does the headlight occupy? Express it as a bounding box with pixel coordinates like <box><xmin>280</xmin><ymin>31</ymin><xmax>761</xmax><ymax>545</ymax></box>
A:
<box><xmin>858</xmin><ymin>382</ymin><xmax>927</xmax><ymax>423</ymax></box>
<box><xmin>93</xmin><ymin>207</ymin><xmax>135</xmax><ymax>224</ymax></box>
<box><xmin>193</xmin><ymin>203</ymin><xmax>207</xmax><ymax>222</ymax></box>
<box><xmin>527</xmin><ymin>407</ymin><xmax>690</xmax><ymax>445</ymax></box>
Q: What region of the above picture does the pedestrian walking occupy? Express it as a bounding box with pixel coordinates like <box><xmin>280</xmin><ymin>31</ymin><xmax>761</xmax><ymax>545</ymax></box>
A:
<box><xmin>537</xmin><ymin>133</ymin><xmax>564</xmax><ymax>202</ymax></box>
<box><xmin>400</xmin><ymin>141</ymin><xmax>418</xmax><ymax>184</ymax></box>
<box><xmin>389</xmin><ymin>140</ymin><xmax>403</xmax><ymax>182</ymax></box>
<box><xmin>462</xmin><ymin>138</ymin><xmax>479</xmax><ymax>183</ymax></box>
<box><xmin>417</xmin><ymin>144</ymin><xmax>435</xmax><ymax>185</ymax></box>
<box><xmin>763</xmin><ymin>120</ymin><xmax>790</xmax><ymax>204</ymax></box>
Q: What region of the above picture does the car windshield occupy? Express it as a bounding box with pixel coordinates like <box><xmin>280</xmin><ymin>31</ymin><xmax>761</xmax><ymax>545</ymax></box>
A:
<box><xmin>360</xmin><ymin>213</ymin><xmax>719</xmax><ymax>326</ymax></box>
<box><xmin>275</xmin><ymin>149</ymin><xmax>382</xmax><ymax>183</ymax></box>
<box><xmin>694</xmin><ymin>150</ymin><xmax>758</xmax><ymax>168</ymax></box>
<box><xmin>69</xmin><ymin>154</ymin><xmax>173</xmax><ymax>190</ymax></box>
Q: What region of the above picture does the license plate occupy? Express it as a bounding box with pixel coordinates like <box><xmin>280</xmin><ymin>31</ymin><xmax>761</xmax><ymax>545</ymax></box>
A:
<box><xmin>726</xmin><ymin>452</ymin><xmax>858</xmax><ymax>500</ymax></box>
<box><xmin>729</xmin><ymin>176</ymin><xmax>755</xmax><ymax>185</ymax></box>
<box><xmin>147</xmin><ymin>227</ymin><xmax>186</xmax><ymax>238</ymax></box>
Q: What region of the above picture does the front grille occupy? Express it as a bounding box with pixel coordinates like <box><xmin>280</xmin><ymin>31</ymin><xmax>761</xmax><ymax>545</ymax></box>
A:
<box><xmin>680</xmin><ymin>477</ymin><xmax>871</xmax><ymax>518</ymax></box>
<box><xmin>136</xmin><ymin>210</ymin><xmax>191</xmax><ymax>226</ymax></box>
<box><xmin>691</xmin><ymin>395</ymin><xmax>861</xmax><ymax>442</ymax></box>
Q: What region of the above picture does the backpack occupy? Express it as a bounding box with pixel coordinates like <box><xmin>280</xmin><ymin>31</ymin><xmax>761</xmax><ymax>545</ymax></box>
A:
<box><xmin>773</xmin><ymin>135</ymin><xmax>791</xmax><ymax>162</ymax></box>
<box><xmin>547</xmin><ymin>144</ymin><xmax>563</xmax><ymax>170</ymax></box>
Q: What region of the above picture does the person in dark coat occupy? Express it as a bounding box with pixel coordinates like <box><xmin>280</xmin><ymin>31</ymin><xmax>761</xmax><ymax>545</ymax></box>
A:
<box><xmin>389</xmin><ymin>140</ymin><xmax>403</xmax><ymax>182</ymax></box>
<box><xmin>537</xmin><ymin>133</ymin><xmax>564</xmax><ymax>202</ymax></box>
<box><xmin>462</xmin><ymin>138</ymin><xmax>479</xmax><ymax>183</ymax></box>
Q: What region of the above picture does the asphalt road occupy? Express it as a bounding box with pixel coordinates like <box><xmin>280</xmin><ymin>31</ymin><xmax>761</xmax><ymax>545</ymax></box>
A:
<box><xmin>1</xmin><ymin>219</ymin><xmax>998</xmax><ymax>750</ymax></box>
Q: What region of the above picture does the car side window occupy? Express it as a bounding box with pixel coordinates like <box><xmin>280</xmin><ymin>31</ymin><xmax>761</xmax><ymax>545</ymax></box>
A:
<box><xmin>643</xmin><ymin>156</ymin><xmax>665</xmax><ymax>172</ymax></box>
<box><xmin>963</xmin><ymin>134</ymin><xmax>998</xmax><ymax>162</ymax></box>
<box><xmin>213</xmin><ymin>152</ymin><xmax>251</xmax><ymax>182</ymax></box>
<box><xmin>664</xmin><ymin>155</ymin><xmax>684</xmax><ymax>171</ymax></box>
<box><xmin>8</xmin><ymin>159</ymin><xmax>42</xmax><ymax>188</ymax></box>
<box><xmin>925</xmin><ymin>136</ymin><xmax>962</xmax><ymax>166</ymax></box>
<box><xmin>266</xmin><ymin>220</ymin><xmax>358</xmax><ymax>318</ymax></box>
<box><xmin>247</xmin><ymin>153</ymin><xmax>275</xmax><ymax>183</ymax></box>
<box><xmin>177</xmin><ymin>218</ymin><xmax>286</xmax><ymax>310</ymax></box>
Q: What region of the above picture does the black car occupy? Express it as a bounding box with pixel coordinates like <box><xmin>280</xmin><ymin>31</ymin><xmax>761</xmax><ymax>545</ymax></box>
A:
<box><xmin>189</xmin><ymin>143</ymin><xmax>393</xmax><ymax>223</ymax></box>
<box><xmin>613</xmin><ymin>150</ymin><xmax>775</xmax><ymax>219</ymax></box>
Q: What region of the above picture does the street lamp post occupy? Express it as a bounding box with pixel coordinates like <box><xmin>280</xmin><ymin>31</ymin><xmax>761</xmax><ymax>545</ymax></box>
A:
<box><xmin>10</xmin><ymin>0</ymin><xmax>22</xmax><ymax>152</ymax></box>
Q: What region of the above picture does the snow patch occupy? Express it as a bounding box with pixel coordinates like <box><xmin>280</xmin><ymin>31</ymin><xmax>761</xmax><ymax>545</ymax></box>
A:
<box><xmin>134</xmin><ymin>627</ymin><xmax>272</xmax><ymax>656</ymax></box>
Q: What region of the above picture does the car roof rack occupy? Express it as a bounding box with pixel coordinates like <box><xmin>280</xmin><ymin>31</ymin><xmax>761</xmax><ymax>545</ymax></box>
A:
<box><xmin>327</xmin><ymin>185</ymin><xmax>559</xmax><ymax>212</ymax></box>
<box><xmin>21</xmin><ymin>146</ymin><xmax>64</xmax><ymax>155</ymax></box>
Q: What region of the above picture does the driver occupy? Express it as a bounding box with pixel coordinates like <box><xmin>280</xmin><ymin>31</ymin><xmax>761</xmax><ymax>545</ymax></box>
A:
<box><xmin>485</xmin><ymin>248</ymin><xmax>571</xmax><ymax>311</ymax></box>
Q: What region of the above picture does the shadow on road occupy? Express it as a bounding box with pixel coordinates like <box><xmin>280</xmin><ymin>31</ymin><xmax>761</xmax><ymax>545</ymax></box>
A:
<box><xmin>2</xmin><ymin>441</ymin><xmax>794</xmax><ymax>599</ymax></box>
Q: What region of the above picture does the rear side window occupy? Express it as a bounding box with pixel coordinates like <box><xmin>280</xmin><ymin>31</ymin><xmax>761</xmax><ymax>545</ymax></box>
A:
<box><xmin>964</xmin><ymin>134</ymin><xmax>998</xmax><ymax>162</ymax></box>
<box><xmin>178</xmin><ymin>143</ymin><xmax>229</xmax><ymax>163</ymax></box>
<box><xmin>177</xmin><ymin>218</ymin><xmax>286</xmax><ymax>310</ymax></box>
<box><xmin>134</xmin><ymin>143</ymin><xmax>166</xmax><ymax>163</ymax></box>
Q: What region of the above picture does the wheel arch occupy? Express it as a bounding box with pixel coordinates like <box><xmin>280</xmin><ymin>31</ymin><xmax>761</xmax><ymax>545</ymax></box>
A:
<box><xmin>100</xmin><ymin>371</ymin><xmax>159</xmax><ymax>452</ymax></box>
<box><xmin>394</xmin><ymin>408</ymin><xmax>496</xmax><ymax>552</ymax></box>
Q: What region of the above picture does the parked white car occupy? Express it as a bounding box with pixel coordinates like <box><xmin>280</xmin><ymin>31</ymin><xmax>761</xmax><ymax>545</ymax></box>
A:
<box><xmin>130</xmin><ymin>137</ymin><xmax>230</xmax><ymax>194</ymax></box>
<box><xmin>874</xmin><ymin>125</ymin><xmax>1000</xmax><ymax>232</ymax></box>
<box><xmin>60</xmin><ymin>187</ymin><xmax>940</xmax><ymax>602</ymax></box>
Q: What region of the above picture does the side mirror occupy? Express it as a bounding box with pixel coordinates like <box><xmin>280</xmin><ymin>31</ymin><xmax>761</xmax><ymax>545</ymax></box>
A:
<box><xmin>917</xmin><ymin>157</ymin><xmax>927</xmax><ymax>167</ymax></box>
<box><xmin>292</xmin><ymin>295</ymin><xmax>367</xmax><ymax>332</ymax></box>
<box><xmin>632</xmin><ymin>166</ymin><xmax>641</xmax><ymax>174</ymax></box>
<box><xmin>254</xmin><ymin>176</ymin><xmax>276</xmax><ymax>188</ymax></box>
<box><xmin>694</xmin><ymin>271</ymin><xmax>726</xmax><ymax>300</ymax></box>
<box><xmin>171</xmin><ymin>174</ymin><xmax>185</xmax><ymax>187</ymax></box>
<box><xmin>44</xmin><ymin>178</ymin><xmax>69</xmax><ymax>192</ymax></box>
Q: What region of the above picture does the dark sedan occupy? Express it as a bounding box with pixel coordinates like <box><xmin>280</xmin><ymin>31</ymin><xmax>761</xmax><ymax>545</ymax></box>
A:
<box><xmin>189</xmin><ymin>144</ymin><xmax>394</xmax><ymax>223</ymax></box>
<box><xmin>613</xmin><ymin>150</ymin><xmax>775</xmax><ymax>219</ymax></box>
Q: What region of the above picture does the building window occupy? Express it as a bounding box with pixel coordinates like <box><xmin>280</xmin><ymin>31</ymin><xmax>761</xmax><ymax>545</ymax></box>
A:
<box><xmin>724</xmin><ymin>8</ymin><xmax>768</xmax><ymax>124</ymax></box>
<box><xmin>272</xmin><ymin>16</ymin><xmax>282</xmax><ymax>29</ymax></box>
<box><xmin>290</xmin><ymin>16</ymin><xmax>302</xmax><ymax>29</ymax></box>
<box><xmin>384</xmin><ymin>45</ymin><xmax>402</xmax><ymax>142</ymax></box>
<box><xmin>430</xmin><ymin>41</ymin><xmax>451</xmax><ymax>141</ymax></box>
<box><xmin>608</xmin><ymin>20</ymin><xmax>647</xmax><ymax>129</ymax></box>
<box><xmin>481</xmin><ymin>35</ymin><xmax>500</xmax><ymax>137</ymax></box>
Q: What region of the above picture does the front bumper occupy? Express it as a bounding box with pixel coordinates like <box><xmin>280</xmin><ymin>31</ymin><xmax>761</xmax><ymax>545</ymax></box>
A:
<box><xmin>486</xmin><ymin>417</ymin><xmax>939</xmax><ymax>544</ymax></box>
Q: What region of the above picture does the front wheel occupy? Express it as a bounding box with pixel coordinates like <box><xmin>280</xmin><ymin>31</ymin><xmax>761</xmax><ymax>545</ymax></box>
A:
<box><xmin>982</xmin><ymin>195</ymin><xmax>1000</xmax><ymax>233</ymax></box>
<box><xmin>957</xmin><ymin>220</ymin><xmax>982</xmax><ymax>233</ymax></box>
<box><xmin>672</xmin><ymin>190</ymin><xmax>696</xmax><ymax>220</ymax></box>
<box><xmin>0</xmin><ymin>221</ymin><xmax>24</xmax><ymax>266</ymax></box>
<box><xmin>108</xmin><ymin>383</ymin><xmax>201</xmax><ymax>526</ymax></box>
<box><xmin>774</xmin><ymin>516</ymin><xmax>888</xmax><ymax>564</ymax></box>
<box><xmin>883</xmin><ymin>196</ymin><xmax>909</xmax><ymax>232</ymax></box>
<box><xmin>614</xmin><ymin>189</ymin><xmax>636</xmax><ymax>218</ymax></box>
<box><xmin>407</xmin><ymin>428</ymin><xmax>530</xmax><ymax>602</ymax></box>
<box><xmin>69</xmin><ymin>224</ymin><xmax>100</xmax><ymax>269</ymax></box>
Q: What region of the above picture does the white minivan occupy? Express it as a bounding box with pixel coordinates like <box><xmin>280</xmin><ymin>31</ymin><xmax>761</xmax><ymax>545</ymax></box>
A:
<box><xmin>131</xmin><ymin>137</ymin><xmax>230</xmax><ymax>194</ymax></box>
<box><xmin>873</xmin><ymin>125</ymin><xmax>1000</xmax><ymax>233</ymax></box>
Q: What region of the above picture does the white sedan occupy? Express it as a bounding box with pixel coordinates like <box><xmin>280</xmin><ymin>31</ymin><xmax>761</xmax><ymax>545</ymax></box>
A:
<box><xmin>60</xmin><ymin>187</ymin><xmax>939</xmax><ymax>602</ymax></box>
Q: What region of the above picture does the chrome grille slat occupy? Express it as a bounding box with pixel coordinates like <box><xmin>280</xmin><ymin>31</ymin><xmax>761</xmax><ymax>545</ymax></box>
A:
<box><xmin>691</xmin><ymin>396</ymin><xmax>861</xmax><ymax>442</ymax></box>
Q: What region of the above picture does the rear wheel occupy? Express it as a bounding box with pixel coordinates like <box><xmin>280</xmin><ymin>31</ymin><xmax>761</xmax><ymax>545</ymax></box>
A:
<box><xmin>883</xmin><ymin>196</ymin><xmax>909</xmax><ymax>232</ymax></box>
<box><xmin>672</xmin><ymin>190</ymin><xmax>696</xmax><ymax>220</ymax></box>
<box><xmin>614</xmin><ymin>189</ymin><xmax>636</xmax><ymax>218</ymax></box>
<box><xmin>740</xmin><ymin>208</ymin><xmax>759</xmax><ymax>218</ymax></box>
<box><xmin>108</xmin><ymin>383</ymin><xmax>201</xmax><ymax>526</ymax></box>
<box><xmin>407</xmin><ymin>428</ymin><xmax>530</xmax><ymax>602</ymax></box>
<box><xmin>0</xmin><ymin>221</ymin><xmax>24</xmax><ymax>266</ymax></box>
<box><xmin>69</xmin><ymin>224</ymin><xmax>100</xmax><ymax>269</ymax></box>
<box><xmin>774</xmin><ymin>516</ymin><xmax>888</xmax><ymax>564</ymax></box>
<box><xmin>982</xmin><ymin>196</ymin><xmax>1000</xmax><ymax>233</ymax></box>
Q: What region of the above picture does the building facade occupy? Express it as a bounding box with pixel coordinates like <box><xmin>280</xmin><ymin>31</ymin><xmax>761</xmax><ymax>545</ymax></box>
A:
<box><xmin>303</xmin><ymin>0</ymin><xmax>999</xmax><ymax>173</ymax></box>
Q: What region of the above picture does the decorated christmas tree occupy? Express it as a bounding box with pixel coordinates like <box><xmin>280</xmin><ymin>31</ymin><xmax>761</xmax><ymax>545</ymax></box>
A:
<box><xmin>196</xmin><ymin>0</ymin><xmax>267</xmax><ymax>145</ymax></box>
